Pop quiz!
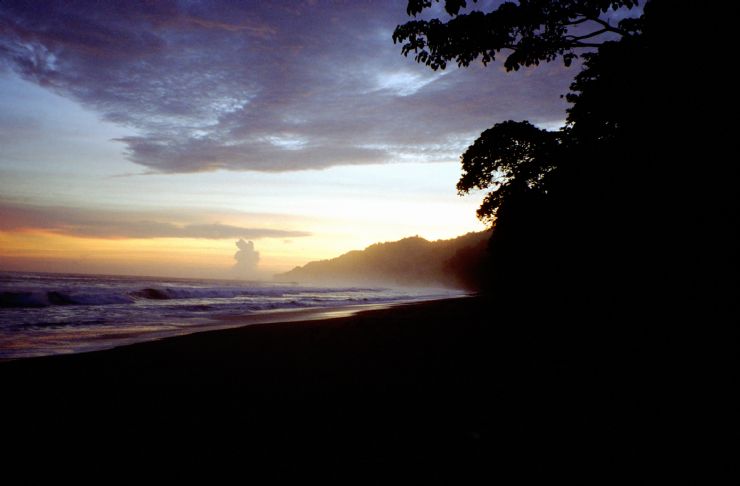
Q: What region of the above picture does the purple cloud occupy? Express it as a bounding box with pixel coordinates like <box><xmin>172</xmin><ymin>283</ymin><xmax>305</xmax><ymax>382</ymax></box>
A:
<box><xmin>0</xmin><ymin>0</ymin><xmax>576</xmax><ymax>173</ymax></box>
<box><xmin>0</xmin><ymin>200</ymin><xmax>310</xmax><ymax>239</ymax></box>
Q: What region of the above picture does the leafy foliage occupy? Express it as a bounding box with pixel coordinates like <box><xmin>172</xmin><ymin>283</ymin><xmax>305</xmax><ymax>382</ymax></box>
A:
<box><xmin>456</xmin><ymin>121</ymin><xmax>560</xmax><ymax>223</ymax></box>
<box><xmin>394</xmin><ymin>0</ymin><xmax>642</xmax><ymax>71</ymax></box>
<box><xmin>395</xmin><ymin>1</ymin><xmax>645</xmax><ymax>226</ymax></box>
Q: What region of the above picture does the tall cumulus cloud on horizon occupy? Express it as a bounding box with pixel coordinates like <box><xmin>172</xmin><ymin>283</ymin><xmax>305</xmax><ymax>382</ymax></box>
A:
<box><xmin>233</xmin><ymin>239</ymin><xmax>259</xmax><ymax>278</ymax></box>
<box><xmin>0</xmin><ymin>0</ymin><xmax>574</xmax><ymax>173</ymax></box>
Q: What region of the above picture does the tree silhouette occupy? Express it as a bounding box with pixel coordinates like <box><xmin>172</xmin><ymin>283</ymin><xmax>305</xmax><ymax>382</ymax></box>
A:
<box><xmin>456</xmin><ymin>120</ymin><xmax>560</xmax><ymax>224</ymax></box>
<box><xmin>396</xmin><ymin>1</ymin><xmax>645</xmax><ymax>237</ymax></box>
<box><xmin>394</xmin><ymin>0</ymin><xmax>641</xmax><ymax>71</ymax></box>
<box><xmin>394</xmin><ymin>0</ymin><xmax>703</xmax><ymax>308</ymax></box>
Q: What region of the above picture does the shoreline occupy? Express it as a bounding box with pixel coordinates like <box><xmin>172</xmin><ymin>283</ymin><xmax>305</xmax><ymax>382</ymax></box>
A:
<box><xmin>0</xmin><ymin>294</ymin><xmax>468</xmax><ymax>362</ymax></box>
<box><xmin>0</xmin><ymin>295</ymin><xmax>656</xmax><ymax>478</ymax></box>
<box><xmin>1</xmin><ymin>296</ymin><xmax>495</xmax><ymax>476</ymax></box>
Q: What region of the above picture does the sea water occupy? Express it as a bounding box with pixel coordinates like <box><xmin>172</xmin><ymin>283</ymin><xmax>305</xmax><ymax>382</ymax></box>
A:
<box><xmin>0</xmin><ymin>271</ymin><xmax>463</xmax><ymax>359</ymax></box>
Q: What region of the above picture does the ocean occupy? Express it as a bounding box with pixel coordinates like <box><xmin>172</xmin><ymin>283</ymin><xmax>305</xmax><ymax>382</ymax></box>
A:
<box><xmin>0</xmin><ymin>271</ymin><xmax>464</xmax><ymax>360</ymax></box>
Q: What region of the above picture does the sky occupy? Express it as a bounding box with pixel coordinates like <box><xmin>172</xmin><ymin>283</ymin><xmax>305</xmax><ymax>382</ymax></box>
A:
<box><xmin>0</xmin><ymin>0</ymin><xmax>577</xmax><ymax>280</ymax></box>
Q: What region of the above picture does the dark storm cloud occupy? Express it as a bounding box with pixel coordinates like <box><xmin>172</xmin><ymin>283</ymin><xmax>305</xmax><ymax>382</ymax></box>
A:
<box><xmin>0</xmin><ymin>201</ymin><xmax>310</xmax><ymax>239</ymax></box>
<box><xmin>0</xmin><ymin>0</ymin><xmax>574</xmax><ymax>173</ymax></box>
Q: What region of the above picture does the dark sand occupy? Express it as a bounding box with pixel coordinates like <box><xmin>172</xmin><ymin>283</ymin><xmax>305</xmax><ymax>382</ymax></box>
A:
<box><xmin>0</xmin><ymin>296</ymin><xmax>658</xmax><ymax>480</ymax></box>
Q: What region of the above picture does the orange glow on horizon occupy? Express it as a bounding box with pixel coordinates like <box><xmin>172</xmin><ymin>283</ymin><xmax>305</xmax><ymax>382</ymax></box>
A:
<box><xmin>0</xmin><ymin>198</ymin><xmax>485</xmax><ymax>279</ymax></box>
<box><xmin>0</xmin><ymin>228</ymin><xmax>380</xmax><ymax>278</ymax></box>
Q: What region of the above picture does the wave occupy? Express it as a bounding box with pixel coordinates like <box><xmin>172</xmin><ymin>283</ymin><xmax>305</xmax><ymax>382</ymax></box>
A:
<box><xmin>131</xmin><ymin>288</ymin><xmax>171</xmax><ymax>300</ymax></box>
<box><xmin>1</xmin><ymin>290</ymin><xmax>135</xmax><ymax>308</ymax></box>
<box><xmin>0</xmin><ymin>285</ymin><xmax>390</xmax><ymax>309</ymax></box>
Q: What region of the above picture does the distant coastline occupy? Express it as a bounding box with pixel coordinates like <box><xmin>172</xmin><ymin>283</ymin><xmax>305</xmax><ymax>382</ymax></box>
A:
<box><xmin>278</xmin><ymin>230</ymin><xmax>492</xmax><ymax>289</ymax></box>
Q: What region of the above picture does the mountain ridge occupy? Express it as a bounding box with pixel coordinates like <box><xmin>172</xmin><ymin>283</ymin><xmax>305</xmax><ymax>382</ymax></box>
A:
<box><xmin>277</xmin><ymin>230</ymin><xmax>491</xmax><ymax>289</ymax></box>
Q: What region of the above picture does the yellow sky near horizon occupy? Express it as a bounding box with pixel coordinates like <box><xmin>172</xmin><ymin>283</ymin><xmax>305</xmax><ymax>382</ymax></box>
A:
<box><xmin>0</xmin><ymin>197</ymin><xmax>485</xmax><ymax>279</ymax></box>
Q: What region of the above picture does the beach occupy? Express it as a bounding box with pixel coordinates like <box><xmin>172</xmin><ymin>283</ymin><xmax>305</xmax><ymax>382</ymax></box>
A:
<box><xmin>0</xmin><ymin>296</ymin><xmax>653</xmax><ymax>480</ymax></box>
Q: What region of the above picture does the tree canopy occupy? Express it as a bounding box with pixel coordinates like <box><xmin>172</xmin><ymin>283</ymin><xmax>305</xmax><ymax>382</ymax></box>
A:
<box><xmin>456</xmin><ymin>121</ymin><xmax>560</xmax><ymax>223</ymax></box>
<box><xmin>395</xmin><ymin>0</ymin><xmax>645</xmax><ymax>226</ymax></box>
<box><xmin>393</xmin><ymin>0</ymin><xmax>642</xmax><ymax>71</ymax></box>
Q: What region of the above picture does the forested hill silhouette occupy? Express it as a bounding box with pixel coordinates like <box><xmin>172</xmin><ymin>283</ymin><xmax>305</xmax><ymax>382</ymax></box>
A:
<box><xmin>278</xmin><ymin>231</ymin><xmax>491</xmax><ymax>289</ymax></box>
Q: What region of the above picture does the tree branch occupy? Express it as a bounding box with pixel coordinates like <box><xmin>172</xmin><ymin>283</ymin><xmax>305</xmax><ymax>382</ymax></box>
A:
<box><xmin>565</xmin><ymin>28</ymin><xmax>611</xmax><ymax>42</ymax></box>
<box><xmin>586</xmin><ymin>16</ymin><xmax>629</xmax><ymax>36</ymax></box>
<box><xmin>570</xmin><ymin>42</ymin><xmax>603</xmax><ymax>48</ymax></box>
<box><xmin>563</xmin><ymin>16</ymin><xmax>592</xmax><ymax>27</ymax></box>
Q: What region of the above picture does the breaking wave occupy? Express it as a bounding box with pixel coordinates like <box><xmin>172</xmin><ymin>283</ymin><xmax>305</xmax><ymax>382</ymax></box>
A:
<box><xmin>0</xmin><ymin>284</ymin><xmax>384</xmax><ymax>308</ymax></box>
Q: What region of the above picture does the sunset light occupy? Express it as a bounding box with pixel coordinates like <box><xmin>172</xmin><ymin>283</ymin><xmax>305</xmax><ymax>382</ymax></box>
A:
<box><xmin>0</xmin><ymin>1</ymin><xmax>571</xmax><ymax>279</ymax></box>
<box><xmin>2</xmin><ymin>2</ymin><xmax>709</xmax><ymax>479</ymax></box>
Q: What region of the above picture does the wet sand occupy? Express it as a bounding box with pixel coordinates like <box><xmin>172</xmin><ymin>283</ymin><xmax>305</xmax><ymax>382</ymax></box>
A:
<box><xmin>0</xmin><ymin>299</ymin><xmax>418</xmax><ymax>361</ymax></box>
<box><xmin>0</xmin><ymin>296</ymin><xmax>656</xmax><ymax>480</ymax></box>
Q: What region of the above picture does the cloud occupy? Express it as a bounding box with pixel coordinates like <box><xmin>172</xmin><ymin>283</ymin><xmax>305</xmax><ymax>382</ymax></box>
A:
<box><xmin>0</xmin><ymin>0</ymin><xmax>576</xmax><ymax>173</ymax></box>
<box><xmin>0</xmin><ymin>201</ymin><xmax>310</xmax><ymax>239</ymax></box>
<box><xmin>233</xmin><ymin>239</ymin><xmax>259</xmax><ymax>277</ymax></box>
